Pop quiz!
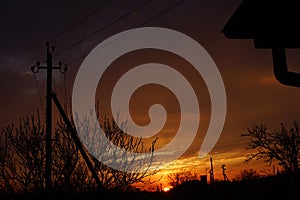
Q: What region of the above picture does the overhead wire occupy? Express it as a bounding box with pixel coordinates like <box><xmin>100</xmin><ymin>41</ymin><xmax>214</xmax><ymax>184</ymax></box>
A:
<box><xmin>164</xmin><ymin>140</ymin><xmax>248</xmax><ymax>155</ymax></box>
<box><xmin>33</xmin><ymin>73</ymin><xmax>45</xmax><ymax>116</ymax></box>
<box><xmin>52</xmin><ymin>76</ymin><xmax>57</xmax><ymax>93</ymax></box>
<box><xmin>30</xmin><ymin>0</ymin><xmax>114</xmax><ymax>117</ymax></box>
<box><xmin>31</xmin><ymin>0</ymin><xmax>192</xmax><ymax>134</ymax></box>
<box><xmin>53</xmin><ymin>0</ymin><xmax>154</xmax><ymax>58</ymax></box>
<box><xmin>63</xmin><ymin>73</ymin><xmax>67</xmax><ymax>105</ymax></box>
<box><xmin>65</xmin><ymin>0</ymin><xmax>188</xmax><ymax>66</ymax></box>
<box><xmin>66</xmin><ymin>52</ymin><xmax>90</xmax><ymax>66</ymax></box>
<box><xmin>50</xmin><ymin>0</ymin><xmax>114</xmax><ymax>42</ymax></box>
<box><xmin>36</xmin><ymin>0</ymin><xmax>189</xmax><ymax>77</ymax></box>
<box><xmin>56</xmin><ymin>0</ymin><xmax>245</xmax><ymax>156</ymax></box>
<box><xmin>45</xmin><ymin>1</ymin><xmax>115</xmax><ymax>107</ymax></box>
<box><xmin>137</xmin><ymin>0</ymin><xmax>187</xmax><ymax>27</ymax></box>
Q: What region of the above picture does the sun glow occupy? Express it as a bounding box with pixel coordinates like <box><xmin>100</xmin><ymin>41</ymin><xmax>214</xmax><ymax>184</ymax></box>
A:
<box><xmin>163</xmin><ymin>187</ymin><xmax>170</xmax><ymax>192</ymax></box>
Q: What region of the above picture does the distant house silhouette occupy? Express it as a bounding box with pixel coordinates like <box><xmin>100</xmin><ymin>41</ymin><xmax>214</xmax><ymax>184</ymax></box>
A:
<box><xmin>222</xmin><ymin>0</ymin><xmax>300</xmax><ymax>87</ymax></box>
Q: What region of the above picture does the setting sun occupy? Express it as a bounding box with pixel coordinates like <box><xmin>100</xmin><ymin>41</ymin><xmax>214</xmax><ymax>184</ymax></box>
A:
<box><xmin>163</xmin><ymin>187</ymin><xmax>171</xmax><ymax>192</ymax></box>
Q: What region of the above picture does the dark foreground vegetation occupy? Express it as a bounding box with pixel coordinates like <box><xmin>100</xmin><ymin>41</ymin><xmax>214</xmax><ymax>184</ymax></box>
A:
<box><xmin>1</xmin><ymin>115</ymin><xmax>299</xmax><ymax>199</ymax></box>
<box><xmin>1</xmin><ymin>173</ymin><xmax>299</xmax><ymax>200</ymax></box>
<box><xmin>167</xmin><ymin>173</ymin><xmax>299</xmax><ymax>199</ymax></box>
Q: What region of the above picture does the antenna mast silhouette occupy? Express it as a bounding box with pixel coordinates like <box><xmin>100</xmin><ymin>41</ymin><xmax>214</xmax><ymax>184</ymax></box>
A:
<box><xmin>221</xmin><ymin>164</ymin><xmax>229</xmax><ymax>182</ymax></box>
<box><xmin>209</xmin><ymin>157</ymin><xmax>214</xmax><ymax>184</ymax></box>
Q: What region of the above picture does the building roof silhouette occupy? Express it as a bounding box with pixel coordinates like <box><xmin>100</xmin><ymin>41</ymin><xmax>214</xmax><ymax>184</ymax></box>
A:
<box><xmin>222</xmin><ymin>0</ymin><xmax>300</xmax><ymax>48</ymax></box>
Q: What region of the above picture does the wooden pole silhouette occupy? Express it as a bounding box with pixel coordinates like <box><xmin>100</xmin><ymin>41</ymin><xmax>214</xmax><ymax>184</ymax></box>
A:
<box><xmin>31</xmin><ymin>42</ymin><xmax>67</xmax><ymax>193</ymax></box>
<box><xmin>45</xmin><ymin>42</ymin><xmax>53</xmax><ymax>193</ymax></box>
<box><xmin>31</xmin><ymin>43</ymin><xmax>103</xmax><ymax>191</ymax></box>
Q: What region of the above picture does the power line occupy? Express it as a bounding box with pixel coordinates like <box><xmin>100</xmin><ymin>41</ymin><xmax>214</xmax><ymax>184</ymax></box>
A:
<box><xmin>33</xmin><ymin>73</ymin><xmax>45</xmax><ymax>116</ymax></box>
<box><xmin>65</xmin><ymin>0</ymin><xmax>188</xmax><ymax>66</ymax></box>
<box><xmin>52</xmin><ymin>77</ymin><xmax>57</xmax><ymax>93</ymax></box>
<box><xmin>50</xmin><ymin>0</ymin><xmax>114</xmax><ymax>42</ymax></box>
<box><xmin>38</xmin><ymin>0</ymin><xmax>189</xmax><ymax>74</ymax></box>
<box><xmin>63</xmin><ymin>73</ymin><xmax>67</xmax><ymax>104</ymax></box>
<box><xmin>66</xmin><ymin>52</ymin><xmax>89</xmax><ymax>66</ymax></box>
<box><xmin>138</xmin><ymin>0</ymin><xmax>187</xmax><ymax>27</ymax></box>
<box><xmin>53</xmin><ymin>0</ymin><xmax>154</xmax><ymax>58</ymax></box>
<box><xmin>55</xmin><ymin>0</ymin><xmax>249</xmax><ymax>157</ymax></box>
<box><xmin>31</xmin><ymin>0</ymin><xmax>193</xmax><ymax>140</ymax></box>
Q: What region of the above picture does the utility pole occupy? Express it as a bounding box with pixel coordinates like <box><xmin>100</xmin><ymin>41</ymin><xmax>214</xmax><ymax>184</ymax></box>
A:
<box><xmin>31</xmin><ymin>42</ymin><xmax>67</xmax><ymax>193</ymax></box>
<box><xmin>209</xmin><ymin>157</ymin><xmax>214</xmax><ymax>184</ymax></box>
<box><xmin>31</xmin><ymin>42</ymin><xmax>102</xmax><ymax>192</ymax></box>
<box><xmin>45</xmin><ymin>42</ymin><xmax>53</xmax><ymax>193</ymax></box>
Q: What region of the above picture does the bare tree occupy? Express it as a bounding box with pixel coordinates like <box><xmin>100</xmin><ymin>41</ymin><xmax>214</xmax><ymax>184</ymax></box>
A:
<box><xmin>241</xmin><ymin>121</ymin><xmax>300</xmax><ymax>175</ymax></box>
<box><xmin>52</xmin><ymin>116</ymin><xmax>87</xmax><ymax>193</ymax></box>
<box><xmin>0</xmin><ymin>123</ymin><xmax>16</xmax><ymax>194</ymax></box>
<box><xmin>76</xmin><ymin>116</ymin><xmax>159</xmax><ymax>191</ymax></box>
<box><xmin>235</xmin><ymin>169</ymin><xmax>261</xmax><ymax>182</ymax></box>
<box><xmin>0</xmin><ymin>109</ymin><xmax>159</xmax><ymax>195</ymax></box>
<box><xmin>167</xmin><ymin>171</ymin><xmax>199</xmax><ymax>188</ymax></box>
<box><xmin>0</xmin><ymin>114</ymin><xmax>45</xmax><ymax>194</ymax></box>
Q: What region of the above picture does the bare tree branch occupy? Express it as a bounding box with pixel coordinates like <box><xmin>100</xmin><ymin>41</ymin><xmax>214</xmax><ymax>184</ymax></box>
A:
<box><xmin>242</xmin><ymin>122</ymin><xmax>300</xmax><ymax>174</ymax></box>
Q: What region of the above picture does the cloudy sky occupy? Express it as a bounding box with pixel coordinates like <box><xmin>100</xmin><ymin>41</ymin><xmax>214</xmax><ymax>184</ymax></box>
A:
<box><xmin>1</xmin><ymin>0</ymin><xmax>300</xmax><ymax>188</ymax></box>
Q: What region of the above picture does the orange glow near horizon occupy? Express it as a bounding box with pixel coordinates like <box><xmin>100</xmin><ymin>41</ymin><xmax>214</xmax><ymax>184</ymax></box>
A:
<box><xmin>136</xmin><ymin>147</ymin><xmax>279</xmax><ymax>192</ymax></box>
<box><xmin>163</xmin><ymin>187</ymin><xmax>171</xmax><ymax>192</ymax></box>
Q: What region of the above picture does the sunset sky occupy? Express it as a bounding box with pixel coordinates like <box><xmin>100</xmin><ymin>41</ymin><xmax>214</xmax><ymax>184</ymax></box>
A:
<box><xmin>1</xmin><ymin>0</ymin><xmax>300</xmax><ymax>190</ymax></box>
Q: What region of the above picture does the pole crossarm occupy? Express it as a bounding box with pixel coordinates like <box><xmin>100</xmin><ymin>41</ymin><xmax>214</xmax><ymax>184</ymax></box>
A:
<box><xmin>31</xmin><ymin>60</ymin><xmax>67</xmax><ymax>74</ymax></box>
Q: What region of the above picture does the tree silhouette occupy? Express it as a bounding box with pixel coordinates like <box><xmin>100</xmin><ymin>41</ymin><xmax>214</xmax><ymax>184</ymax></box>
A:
<box><xmin>52</xmin><ymin>115</ymin><xmax>88</xmax><ymax>193</ymax></box>
<box><xmin>235</xmin><ymin>169</ymin><xmax>261</xmax><ymax>182</ymax></box>
<box><xmin>0</xmin><ymin>114</ymin><xmax>45</xmax><ymax>194</ymax></box>
<box><xmin>0</xmin><ymin>109</ymin><xmax>158</xmax><ymax>195</ymax></box>
<box><xmin>76</xmin><ymin>116</ymin><xmax>158</xmax><ymax>191</ymax></box>
<box><xmin>167</xmin><ymin>171</ymin><xmax>198</xmax><ymax>188</ymax></box>
<box><xmin>242</xmin><ymin>121</ymin><xmax>300</xmax><ymax>175</ymax></box>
